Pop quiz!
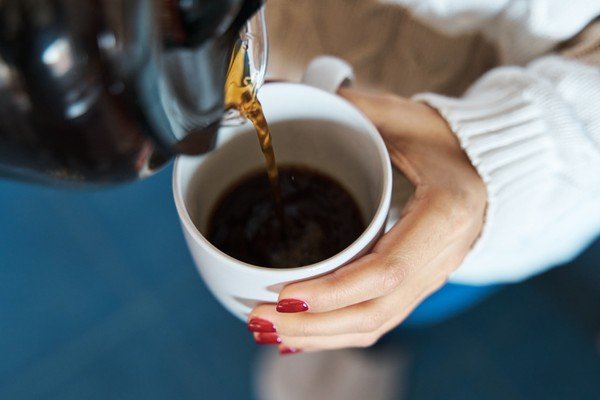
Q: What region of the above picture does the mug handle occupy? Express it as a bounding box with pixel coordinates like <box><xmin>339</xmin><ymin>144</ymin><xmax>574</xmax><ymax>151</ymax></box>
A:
<box><xmin>302</xmin><ymin>56</ymin><xmax>355</xmax><ymax>94</ymax></box>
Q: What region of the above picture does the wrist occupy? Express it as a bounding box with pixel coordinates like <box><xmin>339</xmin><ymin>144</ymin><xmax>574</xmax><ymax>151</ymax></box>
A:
<box><xmin>411</xmin><ymin>100</ymin><xmax>487</xmax><ymax>209</ymax></box>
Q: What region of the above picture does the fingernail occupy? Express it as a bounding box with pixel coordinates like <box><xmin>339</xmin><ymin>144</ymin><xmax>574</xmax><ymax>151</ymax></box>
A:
<box><xmin>247</xmin><ymin>318</ymin><xmax>276</xmax><ymax>333</ymax></box>
<box><xmin>254</xmin><ymin>332</ymin><xmax>282</xmax><ymax>345</ymax></box>
<box><xmin>276</xmin><ymin>299</ymin><xmax>309</xmax><ymax>313</ymax></box>
<box><xmin>279</xmin><ymin>347</ymin><xmax>302</xmax><ymax>356</ymax></box>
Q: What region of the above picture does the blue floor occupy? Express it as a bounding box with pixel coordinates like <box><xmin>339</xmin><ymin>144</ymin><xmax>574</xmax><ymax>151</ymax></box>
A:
<box><xmin>1</xmin><ymin>166</ymin><xmax>599</xmax><ymax>399</ymax></box>
<box><xmin>396</xmin><ymin>246</ymin><xmax>600</xmax><ymax>400</ymax></box>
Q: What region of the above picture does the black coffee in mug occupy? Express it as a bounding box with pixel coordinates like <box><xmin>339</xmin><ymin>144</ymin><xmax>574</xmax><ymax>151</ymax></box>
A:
<box><xmin>207</xmin><ymin>165</ymin><xmax>365</xmax><ymax>268</ymax></box>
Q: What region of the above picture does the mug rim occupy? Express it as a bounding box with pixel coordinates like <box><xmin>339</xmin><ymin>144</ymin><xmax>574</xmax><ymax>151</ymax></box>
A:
<box><xmin>172</xmin><ymin>82</ymin><xmax>392</xmax><ymax>275</ymax></box>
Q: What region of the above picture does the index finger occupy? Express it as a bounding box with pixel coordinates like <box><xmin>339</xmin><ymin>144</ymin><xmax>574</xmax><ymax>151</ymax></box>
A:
<box><xmin>276</xmin><ymin>189</ymin><xmax>468</xmax><ymax>314</ymax></box>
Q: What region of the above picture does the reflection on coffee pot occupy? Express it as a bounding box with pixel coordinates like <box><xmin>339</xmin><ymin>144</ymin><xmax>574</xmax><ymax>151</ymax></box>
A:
<box><xmin>0</xmin><ymin>0</ymin><xmax>265</xmax><ymax>185</ymax></box>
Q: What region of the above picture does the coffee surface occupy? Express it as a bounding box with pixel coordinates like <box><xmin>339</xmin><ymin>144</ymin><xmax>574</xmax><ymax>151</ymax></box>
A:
<box><xmin>207</xmin><ymin>166</ymin><xmax>365</xmax><ymax>268</ymax></box>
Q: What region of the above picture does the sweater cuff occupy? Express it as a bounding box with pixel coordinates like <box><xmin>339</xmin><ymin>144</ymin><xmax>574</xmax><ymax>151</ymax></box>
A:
<box><xmin>412</xmin><ymin>87</ymin><xmax>557</xmax><ymax>284</ymax></box>
<box><xmin>414</xmin><ymin>89</ymin><xmax>553</xmax><ymax>194</ymax></box>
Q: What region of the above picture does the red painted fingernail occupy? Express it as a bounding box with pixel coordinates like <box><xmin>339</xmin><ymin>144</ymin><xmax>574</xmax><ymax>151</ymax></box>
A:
<box><xmin>254</xmin><ymin>332</ymin><xmax>282</xmax><ymax>345</ymax></box>
<box><xmin>276</xmin><ymin>299</ymin><xmax>309</xmax><ymax>313</ymax></box>
<box><xmin>247</xmin><ymin>318</ymin><xmax>276</xmax><ymax>333</ymax></box>
<box><xmin>279</xmin><ymin>347</ymin><xmax>302</xmax><ymax>356</ymax></box>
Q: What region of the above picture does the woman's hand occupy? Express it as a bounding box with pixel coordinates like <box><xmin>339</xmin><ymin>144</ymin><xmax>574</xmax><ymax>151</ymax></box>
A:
<box><xmin>248</xmin><ymin>88</ymin><xmax>487</xmax><ymax>353</ymax></box>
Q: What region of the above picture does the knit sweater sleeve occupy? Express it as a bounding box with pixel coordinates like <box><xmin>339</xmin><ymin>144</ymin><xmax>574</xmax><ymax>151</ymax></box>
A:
<box><xmin>383</xmin><ymin>0</ymin><xmax>600</xmax><ymax>64</ymax></box>
<box><xmin>414</xmin><ymin>55</ymin><xmax>600</xmax><ymax>284</ymax></box>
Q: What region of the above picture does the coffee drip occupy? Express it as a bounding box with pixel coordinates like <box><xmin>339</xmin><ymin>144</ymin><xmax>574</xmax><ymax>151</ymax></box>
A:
<box><xmin>224</xmin><ymin>39</ymin><xmax>283</xmax><ymax>220</ymax></box>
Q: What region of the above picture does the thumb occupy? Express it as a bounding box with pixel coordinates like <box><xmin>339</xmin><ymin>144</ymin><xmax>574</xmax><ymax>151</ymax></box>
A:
<box><xmin>337</xmin><ymin>88</ymin><xmax>415</xmax><ymax>137</ymax></box>
<box><xmin>339</xmin><ymin>87</ymin><xmax>455</xmax><ymax>149</ymax></box>
<box><xmin>338</xmin><ymin>88</ymin><xmax>397</xmax><ymax>127</ymax></box>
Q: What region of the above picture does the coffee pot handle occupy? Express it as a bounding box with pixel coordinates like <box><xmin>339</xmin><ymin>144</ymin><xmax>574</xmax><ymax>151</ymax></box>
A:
<box><xmin>302</xmin><ymin>56</ymin><xmax>355</xmax><ymax>94</ymax></box>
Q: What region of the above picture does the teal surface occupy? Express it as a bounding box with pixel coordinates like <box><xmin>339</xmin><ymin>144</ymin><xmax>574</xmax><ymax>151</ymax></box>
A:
<box><xmin>1</xmin><ymin>166</ymin><xmax>598</xmax><ymax>399</ymax></box>
<box><xmin>0</xmin><ymin>167</ymin><xmax>258</xmax><ymax>400</ymax></box>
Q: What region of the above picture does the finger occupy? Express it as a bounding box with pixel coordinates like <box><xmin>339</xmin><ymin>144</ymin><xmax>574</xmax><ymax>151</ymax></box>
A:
<box><xmin>276</xmin><ymin>277</ymin><xmax>446</xmax><ymax>352</ymax></box>
<box><xmin>253</xmin><ymin>284</ymin><xmax>420</xmax><ymax>338</ymax></box>
<box><xmin>251</xmin><ymin>245</ymin><xmax>454</xmax><ymax>338</ymax></box>
<box><xmin>337</xmin><ymin>88</ymin><xmax>403</xmax><ymax>129</ymax></box>
<box><xmin>339</xmin><ymin>88</ymin><xmax>457</xmax><ymax>164</ymax></box>
<box><xmin>251</xmin><ymin>299</ymin><xmax>390</xmax><ymax>338</ymax></box>
<box><xmin>278</xmin><ymin>331</ymin><xmax>380</xmax><ymax>352</ymax></box>
<box><xmin>276</xmin><ymin>190</ymin><xmax>463</xmax><ymax>314</ymax></box>
<box><xmin>338</xmin><ymin>88</ymin><xmax>422</xmax><ymax>139</ymax></box>
<box><xmin>338</xmin><ymin>87</ymin><xmax>461</xmax><ymax>189</ymax></box>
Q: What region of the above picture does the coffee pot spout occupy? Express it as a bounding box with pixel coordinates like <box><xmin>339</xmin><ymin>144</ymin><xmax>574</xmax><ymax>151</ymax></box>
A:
<box><xmin>162</xmin><ymin>3</ymin><xmax>269</xmax><ymax>155</ymax></box>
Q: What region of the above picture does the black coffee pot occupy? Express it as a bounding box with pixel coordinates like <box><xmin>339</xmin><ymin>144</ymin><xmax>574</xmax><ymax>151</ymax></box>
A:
<box><xmin>0</xmin><ymin>0</ymin><xmax>264</xmax><ymax>185</ymax></box>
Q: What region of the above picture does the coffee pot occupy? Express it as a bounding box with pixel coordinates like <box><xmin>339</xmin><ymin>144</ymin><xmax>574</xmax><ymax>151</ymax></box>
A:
<box><xmin>0</xmin><ymin>0</ymin><xmax>266</xmax><ymax>185</ymax></box>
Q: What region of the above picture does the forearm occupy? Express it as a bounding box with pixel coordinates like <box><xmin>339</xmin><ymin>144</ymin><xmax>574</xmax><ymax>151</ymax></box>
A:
<box><xmin>414</xmin><ymin>32</ymin><xmax>600</xmax><ymax>284</ymax></box>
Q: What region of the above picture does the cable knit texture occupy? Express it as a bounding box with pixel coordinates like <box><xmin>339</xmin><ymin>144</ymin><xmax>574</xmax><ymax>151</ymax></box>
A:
<box><xmin>415</xmin><ymin>56</ymin><xmax>600</xmax><ymax>283</ymax></box>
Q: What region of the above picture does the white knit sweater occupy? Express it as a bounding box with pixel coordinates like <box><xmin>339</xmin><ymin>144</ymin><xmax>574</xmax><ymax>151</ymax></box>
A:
<box><xmin>386</xmin><ymin>0</ymin><xmax>600</xmax><ymax>284</ymax></box>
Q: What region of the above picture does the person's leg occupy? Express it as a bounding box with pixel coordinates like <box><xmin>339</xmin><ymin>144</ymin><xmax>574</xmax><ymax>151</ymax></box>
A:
<box><xmin>255</xmin><ymin>345</ymin><xmax>409</xmax><ymax>400</ymax></box>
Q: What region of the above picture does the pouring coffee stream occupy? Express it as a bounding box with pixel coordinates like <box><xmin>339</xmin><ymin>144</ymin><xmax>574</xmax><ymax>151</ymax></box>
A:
<box><xmin>224</xmin><ymin>39</ymin><xmax>285</xmax><ymax>225</ymax></box>
<box><xmin>213</xmin><ymin>48</ymin><xmax>369</xmax><ymax>269</ymax></box>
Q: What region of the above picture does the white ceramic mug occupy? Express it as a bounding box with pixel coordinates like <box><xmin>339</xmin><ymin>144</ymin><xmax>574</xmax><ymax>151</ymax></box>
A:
<box><xmin>173</xmin><ymin>57</ymin><xmax>394</xmax><ymax>321</ymax></box>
